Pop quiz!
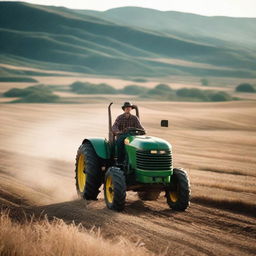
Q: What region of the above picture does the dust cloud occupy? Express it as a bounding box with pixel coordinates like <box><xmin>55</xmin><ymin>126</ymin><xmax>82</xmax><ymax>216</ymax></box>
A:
<box><xmin>0</xmin><ymin>105</ymin><xmax>108</xmax><ymax>204</ymax></box>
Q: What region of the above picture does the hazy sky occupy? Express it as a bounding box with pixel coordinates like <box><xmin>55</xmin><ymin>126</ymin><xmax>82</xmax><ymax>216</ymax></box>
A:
<box><xmin>2</xmin><ymin>0</ymin><xmax>256</xmax><ymax>17</ymax></box>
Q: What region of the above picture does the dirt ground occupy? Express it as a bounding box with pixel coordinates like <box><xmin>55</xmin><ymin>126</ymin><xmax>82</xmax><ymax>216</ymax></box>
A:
<box><xmin>0</xmin><ymin>100</ymin><xmax>256</xmax><ymax>255</ymax></box>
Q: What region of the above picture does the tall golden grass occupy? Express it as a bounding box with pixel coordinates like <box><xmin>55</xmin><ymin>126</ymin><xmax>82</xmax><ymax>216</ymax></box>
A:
<box><xmin>0</xmin><ymin>211</ymin><xmax>153</xmax><ymax>256</ymax></box>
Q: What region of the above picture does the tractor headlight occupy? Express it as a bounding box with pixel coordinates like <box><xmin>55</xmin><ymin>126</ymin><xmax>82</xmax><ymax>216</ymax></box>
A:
<box><xmin>150</xmin><ymin>150</ymin><xmax>166</xmax><ymax>154</ymax></box>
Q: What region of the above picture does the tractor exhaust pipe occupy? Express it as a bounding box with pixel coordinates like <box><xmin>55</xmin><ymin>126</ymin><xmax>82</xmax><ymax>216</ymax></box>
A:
<box><xmin>108</xmin><ymin>102</ymin><xmax>114</xmax><ymax>143</ymax></box>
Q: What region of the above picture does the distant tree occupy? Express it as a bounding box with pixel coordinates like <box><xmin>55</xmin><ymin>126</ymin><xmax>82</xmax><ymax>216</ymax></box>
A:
<box><xmin>147</xmin><ymin>84</ymin><xmax>172</xmax><ymax>95</ymax></box>
<box><xmin>3</xmin><ymin>88</ymin><xmax>24</xmax><ymax>97</ymax></box>
<box><xmin>209</xmin><ymin>91</ymin><xmax>232</xmax><ymax>101</ymax></box>
<box><xmin>3</xmin><ymin>84</ymin><xmax>52</xmax><ymax>97</ymax></box>
<box><xmin>70</xmin><ymin>81</ymin><xmax>116</xmax><ymax>94</ymax></box>
<box><xmin>235</xmin><ymin>83</ymin><xmax>255</xmax><ymax>93</ymax></box>
<box><xmin>121</xmin><ymin>85</ymin><xmax>147</xmax><ymax>95</ymax></box>
<box><xmin>155</xmin><ymin>84</ymin><xmax>172</xmax><ymax>91</ymax></box>
<box><xmin>176</xmin><ymin>88</ymin><xmax>209</xmax><ymax>101</ymax></box>
<box><xmin>3</xmin><ymin>84</ymin><xmax>60</xmax><ymax>103</ymax></box>
<box><xmin>14</xmin><ymin>91</ymin><xmax>59</xmax><ymax>103</ymax></box>
<box><xmin>96</xmin><ymin>83</ymin><xmax>116</xmax><ymax>94</ymax></box>
<box><xmin>200</xmin><ymin>78</ymin><xmax>209</xmax><ymax>86</ymax></box>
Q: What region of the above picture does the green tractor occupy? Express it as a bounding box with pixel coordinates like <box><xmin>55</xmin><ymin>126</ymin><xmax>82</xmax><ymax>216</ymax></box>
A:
<box><xmin>75</xmin><ymin>103</ymin><xmax>190</xmax><ymax>211</ymax></box>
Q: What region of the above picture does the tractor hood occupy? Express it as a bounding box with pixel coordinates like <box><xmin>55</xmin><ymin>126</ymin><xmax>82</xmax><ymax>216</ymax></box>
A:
<box><xmin>126</xmin><ymin>135</ymin><xmax>172</xmax><ymax>151</ymax></box>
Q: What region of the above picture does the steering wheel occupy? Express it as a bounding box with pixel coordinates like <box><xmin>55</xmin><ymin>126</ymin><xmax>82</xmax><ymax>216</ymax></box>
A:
<box><xmin>123</xmin><ymin>127</ymin><xmax>146</xmax><ymax>135</ymax></box>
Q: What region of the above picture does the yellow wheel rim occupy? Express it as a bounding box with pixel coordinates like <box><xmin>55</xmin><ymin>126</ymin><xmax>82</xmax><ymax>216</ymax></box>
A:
<box><xmin>169</xmin><ymin>191</ymin><xmax>178</xmax><ymax>203</ymax></box>
<box><xmin>78</xmin><ymin>154</ymin><xmax>87</xmax><ymax>192</ymax></box>
<box><xmin>106</xmin><ymin>176</ymin><xmax>114</xmax><ymax>203</ymax></box>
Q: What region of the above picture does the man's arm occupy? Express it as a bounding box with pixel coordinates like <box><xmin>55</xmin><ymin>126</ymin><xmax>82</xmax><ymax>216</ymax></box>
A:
<box><xmin>112</xmin><ymin>116</ymin><xmax>121</xmax><ymax>135</ymax></box>
<box><xmin>134</xmin><ymin>116</ymin><xmax>145</xmax><ymax>130</ymax></box>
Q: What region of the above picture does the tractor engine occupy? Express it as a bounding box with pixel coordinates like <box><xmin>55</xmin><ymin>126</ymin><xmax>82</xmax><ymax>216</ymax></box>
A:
<box><xmin>124</xmin><ymin>135</ymin><xmax>173</xmax><ymax>184</ymax></box>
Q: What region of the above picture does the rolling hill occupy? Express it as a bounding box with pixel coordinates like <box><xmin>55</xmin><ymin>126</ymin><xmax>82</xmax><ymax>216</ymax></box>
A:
<box><xmin>80</xmin><ymin>7</ymin><xmax>256</xmax><ymax>52</ymax></box>
<box><xmin>0</xmin><ymin>2</ymin><xmax>256</xmax><ymax>78</ymax></box>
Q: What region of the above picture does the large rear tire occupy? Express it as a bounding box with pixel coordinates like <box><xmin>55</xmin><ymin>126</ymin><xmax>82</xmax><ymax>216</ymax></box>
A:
<box><xmin>166</xmin><ymin>168</ymin><xmax>190</xmax><ymax>211</ymax></box>
<box><xmin>137</xmin><ymin>191</ymin><xmax>160</xmax><ymax>201</ymax></box>
<box><xmin>104</xmin><ymin>167</ymin><xmax>126</xmax><ymax>211</ymax></box>
<box><xmin>75</xmin><ymin>142</ymin><xmax>102</xmax><ymax>200</ymax></box>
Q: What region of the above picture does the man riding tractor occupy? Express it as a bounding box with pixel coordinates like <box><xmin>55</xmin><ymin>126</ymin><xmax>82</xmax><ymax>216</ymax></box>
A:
<box><xmin>112</xmin><ymin>102</ymin><xmax>145</xmax><ymax>164</ymax></box>
<box><xmin>75</xmin><ymin>101</ymin><xmax>190</xmax><ymax>211</ymax></box>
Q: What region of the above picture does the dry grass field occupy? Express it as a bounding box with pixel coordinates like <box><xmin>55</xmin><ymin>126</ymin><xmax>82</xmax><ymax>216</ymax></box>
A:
<box><xmin>1</xmin><ymin>1</ymin><xmax>256</xmax><ymax>253</ymax></box>
<box><xmin>0</xmin><ymin>92</ymin><xmax>256</xmax><ymax>255</ymax></box>
<box><xmin>0</xmin><ymin>211</ymin><xmax>151</xmax><ymax>256</ymax></box>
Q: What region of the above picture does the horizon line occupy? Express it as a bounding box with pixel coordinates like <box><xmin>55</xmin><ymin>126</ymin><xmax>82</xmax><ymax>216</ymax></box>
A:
<box><xmin>1</xmin><ymin>1</ymin><xmax>256</xmax><ymax>18</ymax></box>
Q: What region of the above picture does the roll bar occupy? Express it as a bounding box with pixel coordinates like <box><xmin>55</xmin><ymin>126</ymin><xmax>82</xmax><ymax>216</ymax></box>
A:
<box><xmin>133</xmin><ymin>105</ymin><xmax>140</xmax><ymax>119</ymax></box>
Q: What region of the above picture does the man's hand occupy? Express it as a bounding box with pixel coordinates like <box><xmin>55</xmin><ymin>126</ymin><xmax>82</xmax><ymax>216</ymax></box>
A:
<box><xmin>122</xmin><ymin>127</ymin><xmax>146</xmax><ymax>135</ymax></box>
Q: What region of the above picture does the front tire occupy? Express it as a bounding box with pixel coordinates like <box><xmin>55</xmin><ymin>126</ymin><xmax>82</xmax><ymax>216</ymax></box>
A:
<box><xmin>104</xmin><ymin>167</ymin><xmax>126</xmax><ymax>211</ymax></box>
<box><xmin>166</xmin><ymin>168</ymin><xmax>190</xmax><ymax>211</ymax></box>
<box><xmin>75</xmin><ymin>142</ymin><xmax>102</xmax><ymax>200</ymax></box>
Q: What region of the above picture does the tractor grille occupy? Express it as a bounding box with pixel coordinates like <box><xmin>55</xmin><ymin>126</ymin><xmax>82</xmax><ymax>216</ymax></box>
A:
<box><xmin>136</xmin><ymin>150</ymin><xmax>172</xmax><ymax>171</ymax></box>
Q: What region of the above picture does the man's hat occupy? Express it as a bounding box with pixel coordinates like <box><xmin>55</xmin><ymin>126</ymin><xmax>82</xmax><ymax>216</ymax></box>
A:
<box><xmin>122</xmin><ymin>101</ymin><xmax>134</xmax><ymax>110</ymax></box>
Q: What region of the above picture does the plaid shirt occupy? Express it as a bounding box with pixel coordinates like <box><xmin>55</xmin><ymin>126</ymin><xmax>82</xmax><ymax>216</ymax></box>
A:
<box><xmin>112</xmin><ymin>113</ymin><xmax>144</xmax><ymax>133</ymax></box>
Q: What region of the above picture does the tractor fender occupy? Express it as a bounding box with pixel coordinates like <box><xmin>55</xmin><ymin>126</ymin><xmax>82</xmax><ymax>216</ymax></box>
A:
<box><xmin>82</xmin><ymin>137</ymin><xmax>110</xmax><ymax>159</ymax></box>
